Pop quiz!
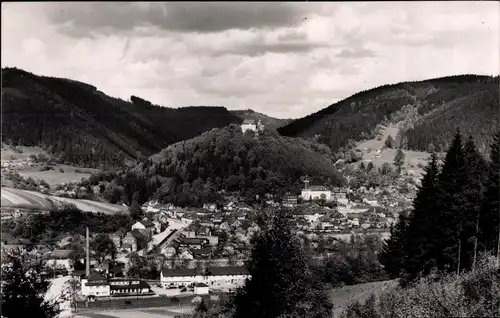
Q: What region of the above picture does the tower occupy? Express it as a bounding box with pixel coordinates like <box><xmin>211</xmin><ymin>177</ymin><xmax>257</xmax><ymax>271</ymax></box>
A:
<box><xmin>303</xmin><ymin>179</ymin><xmax>310</xmax><ymax>190</ymax></box>
<box><xmin>86</xmin><ymin>226</ymin><xmax>90</xmax><ymax>277</ymax></box>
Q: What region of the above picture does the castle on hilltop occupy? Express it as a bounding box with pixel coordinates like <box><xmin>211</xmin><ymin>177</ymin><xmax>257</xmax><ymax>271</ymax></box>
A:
<box><xmin>241</xmin><ymin>119</ymin><xmax>264</xmax><ymax>134</ymax></box>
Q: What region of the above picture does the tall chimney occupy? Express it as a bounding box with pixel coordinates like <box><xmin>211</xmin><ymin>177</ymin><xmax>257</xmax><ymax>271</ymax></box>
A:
<box><xmin>86</xmin><ymin>227</ymin><xmax>90</xmax><ymax>277</ymax></box>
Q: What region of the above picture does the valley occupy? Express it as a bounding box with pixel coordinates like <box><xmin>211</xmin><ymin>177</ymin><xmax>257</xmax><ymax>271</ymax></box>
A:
<box><xmin>1</xmin><ymin>68</ymin><xmax>498</xmax><ymax>318</ymax></box>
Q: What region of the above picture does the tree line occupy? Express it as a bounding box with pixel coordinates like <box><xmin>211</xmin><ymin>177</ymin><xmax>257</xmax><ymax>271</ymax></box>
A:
<box><xmin>380</xmin><ymin>129</ymin><xmax>500</xmax><ymax>285</ymax></box>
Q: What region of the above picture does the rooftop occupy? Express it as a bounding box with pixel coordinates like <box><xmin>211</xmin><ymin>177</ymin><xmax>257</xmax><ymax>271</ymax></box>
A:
<box><xmin>50</xmin><ymin>249</ymin><xmax>77</xmax><ymax>260</ymax></box>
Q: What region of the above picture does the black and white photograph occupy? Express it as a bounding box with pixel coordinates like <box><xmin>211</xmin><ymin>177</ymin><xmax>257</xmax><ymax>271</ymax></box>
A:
<box><xmin>1</xmin><ymin>2</ymin><xmax>499</xmax><ymax>318</ymax></box>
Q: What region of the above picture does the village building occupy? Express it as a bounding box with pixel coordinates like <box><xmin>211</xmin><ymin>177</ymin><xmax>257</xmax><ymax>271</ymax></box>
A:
<box><xmin>131</xmin><ymin>219</ymin><xmax>156</xmax><ymax>237</ymax></box>
<box><xmin>81</xmin><ymin>272</ymin><xmax>110</xmax><ymax>298</ymax></box>
<box><xmin>241</xmin><ymin>119</ymin><xmax>264</xmax><ymax>134</ymax></box>
<box><xmin>300</xmin><ymin>179</ymin><xmax>332</xmax><ymax>201</ymax></box>
<box><xmin>282</xmin><ymin>194</ymin><xmax>298</xmax><ymax>206</ymax></box>
<box><xmin>194</xmin><ymin>283</ymin><xmax>210</xmax><ymax>295</ymax></box>
<box><xmin>178</xmin><ymin>237</ymin><xmax>210</xmax><ymax>250</ymax></box>
<box><xmin>81</xmin><ymin>273</ymin><xmax>152</xmax><ymax>298</ymax></box>
<box><xmin>160</xmin><ymin>266</ymin><xmax>250</xmax><ymax>289</ymax></box>
<box><xmin>122</xmin><ymin>232</ymin><xmax>138</xmax><ymax>253</ymax></box>
<box><xmin>47</xmin><ymin>249</ymin><xmax>79</xmax><ymax>271</ymax></box>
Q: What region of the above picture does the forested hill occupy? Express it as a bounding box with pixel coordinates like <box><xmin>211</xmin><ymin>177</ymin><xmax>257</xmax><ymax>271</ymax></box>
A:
<box><xmin>231</xmin><ymin>109</ymin><xmax>293</xmax><ymax>130</ymax></box>
<box><xmin>1</xmin><ymin>68</ymin><xmax>242</xmax><ymax>168</ymax></box>
<box><xmin>88</xmin><ymin>125</ymin><xmax>344</xmax><ymax>207</ymax></box>
<box><xmin>278</xmin><ymin>75</ymin><xmax>499</xmax><ymax>154</ymax></box>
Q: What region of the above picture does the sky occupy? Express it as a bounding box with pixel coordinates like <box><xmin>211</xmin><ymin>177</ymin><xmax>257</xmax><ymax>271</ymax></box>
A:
<box><xmin>2</xmin><ymin>2</ymin><xmax>499</xmax><ymax>119</ymax></box>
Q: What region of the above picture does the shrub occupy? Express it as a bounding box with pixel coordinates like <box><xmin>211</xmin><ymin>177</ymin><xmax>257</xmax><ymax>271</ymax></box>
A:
<box><xmin>338</xmin><ymin>254</ymin><xmax>500</xmax><ymax>318</ymax></box>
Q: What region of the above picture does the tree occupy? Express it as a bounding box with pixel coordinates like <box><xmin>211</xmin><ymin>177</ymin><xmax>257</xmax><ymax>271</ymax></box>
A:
<box><xmin>90</xmin><ymin>233</ymin><xmax>117</xmax><ymax>264</ymax></box>
<box><xmin>379</xmin><ymin>212</ymin><xmax>409</xmax><ymax>279</ymax></box>
<box><xmin>385</xmin><ymin>135</ymin><xmax>395</xmax><ymax>149</ymax></box>
<box><xmin>1</xmin><ymin>250</ymin><xmax>65</xmax><ymax>318</ymax></box>
<box><xmin>479</xmin><ymin>131</ymin><xmax>500</xmax><ymax>257</ymax></box>
<box><xmin>393</xmin><ymin>149</ymin><xmax>405</xmax><ymax>174</ymax></box>
<box><xmin>231</xmin><ymin>209</ymin><xmax>333</xmax><ymax>318</ymax></box>
<box><xmin>366</xmin><ymin>162</ymin><xmax>375</xmax><ymax>172</ymax></box>
<box><xmin>129</xmin><ymin>200</ymin><xmax>143</xmax><ymax>220</ymax></box>
<box><xmin>401</xmin><ymin>153</ymin><xmax>440</xmax><ymax>283</ymax></box>
<box><xmin>460</xmin><ymin>135</ymin><xmax>487</xmax><ymax>269</ymax></box>
<box><xmin>195</xmin><ymin>299</ymin><xmax>209</xmax><ymax>315</ymax></box>
<box><xmin>433</xmin><ymin>128</ymin><xmax>466</xmax><ymax>274</ymax></box>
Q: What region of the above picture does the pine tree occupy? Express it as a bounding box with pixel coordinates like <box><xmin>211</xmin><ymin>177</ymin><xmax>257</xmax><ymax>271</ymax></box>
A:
<box><xmin>460</xmin><ymin>135</ymin><xmax>487</xmax><ymax>270</ymax></box>
<box><xmin>402</xmin><ymin>152</ymin><xmax>440</xmax><ymax>282</ymax></box>
<box><xmin>385</xmin><ymin>135</ymin><xmax>395</xmax><ymax>149</ymax></box>
<box><xmin>379</xmin><ymin>212</ymin><xmax>409</xmax><ymax>279</ymax></box>
<box><xmin>479</xmin><ymin>132</ymin><xmax>500</xmax><ymax>257</ymax></box>
<box><xmin>1</xmin><ymin>250</ymin><xmax>63</xmax><ymax>318</ymax></box>
<box><xmin>231</xmin><ymin>208</ymin><xmax>333</xmax><ymax>318</ymax></box>
<box><xmin>433</xmin><ymin>128</ymin><xmax>466</xmax><ymax>273</ymax></box>
<box><xmin>393</xmin><ymin>149</ymin><xmax>405</xmax><ymax>174</ymax></box>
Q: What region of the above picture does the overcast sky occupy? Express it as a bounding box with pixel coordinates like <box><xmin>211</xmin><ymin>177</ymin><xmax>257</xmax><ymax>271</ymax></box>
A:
<box><xmin>2</xmin><ymin>2</ymin><xmax>499</xmax><ymax>119</ymax></box>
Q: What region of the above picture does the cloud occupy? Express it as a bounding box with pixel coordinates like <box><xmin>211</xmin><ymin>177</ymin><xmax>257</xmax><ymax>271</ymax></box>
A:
<box><xmin>1</xmin><ymin>2</ymin><xmax>499</xmax><ymax>119</ymax></box>
<box><xmin>336</xmin><ymin>47</ymin><xmax>377</xmax><ymax>58</ymax></box>
<box><xmin>41</xmin><ymin>2</ymin><xmax>318</xmax><ymax>36</ymax></box>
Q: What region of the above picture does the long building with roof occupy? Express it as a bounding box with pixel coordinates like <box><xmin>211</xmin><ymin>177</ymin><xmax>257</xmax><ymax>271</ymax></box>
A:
<box><xmin>160</xmin><ymin>266</ymin><xmax>250</xmax><ymax>289</ymax></box>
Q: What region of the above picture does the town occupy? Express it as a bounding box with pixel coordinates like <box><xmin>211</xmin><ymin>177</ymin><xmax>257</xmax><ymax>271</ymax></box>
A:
<box><xmin>2</xmin><ymin>165</ymin><xmax>418</xmax><ymax>305</ymax></box>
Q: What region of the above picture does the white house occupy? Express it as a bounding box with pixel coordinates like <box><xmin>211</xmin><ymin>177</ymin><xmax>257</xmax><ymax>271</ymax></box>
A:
<box><xmin>131</xmin><ymin>219</ymin><xmax>155</xmax><ymax>232</ymax></box>
<box><xmin>241</xmin><ymin>119</ymin><xmax>257</xmax><ymax>133</ymax></box>
<box><xmin>160</xmin><ymin>267</ymin><xmax>250</xmax><ymax>289</ymax></box>
<box><xmin>47</xmin><ymin>249</ymin><xmax>78</xmax><ymax>271</ymax></box>
<box><xmin>160</xmin><ymin>268</ymin><xmax>199</xmax><ymax>288</ymax></box>
<box><xmin>301</xmin><ymin>186</ymin><xmax>332</xmax><ymax>201</ymax></box>
<box><xmin>82</xmin><ymin>273</ymin><xmax>152</xmax><ymax>298</ymax></box>
<box><xmin>194</xmin><ymin>283</ymin><xmax>210</xmax><ymax>295</ymax></box>
<box><xmin>300</xmin><ymin>179</ymin><xmax>333</xmax><ymax>201</ymax></box>
<box><xmin>81</xmin><ymin>273</ymin><xmax>110</xmax><ymax>298</ymax></box>
<box><xmin>241</xmin><ymin>119</ymin><xmax>264</xmax><ymax>134</ymax></box>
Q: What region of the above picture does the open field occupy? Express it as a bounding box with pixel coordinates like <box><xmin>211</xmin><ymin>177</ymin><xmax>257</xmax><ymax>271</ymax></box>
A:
<box><xmin>0</xmin><ymin>187</ymin><xmax>127</xmax><ymax>214</ymax></box>
<box><xmin>75</xmin><ymin>306</ymin><xmax>194</xmax><ymax>318</ymax></box>
<box><xmin>2</xmin><ymin>144</ymin><xmax>98</xmax><ymax>186</ymax></box>
<box><xmin>18</xmin><ymin>164</ymin><xmax>98</xmax><ymax>186</ymax></box>
<box><xmin>1</xmin><ymin>144</ymin><xmax>48</xmax><ymax>161</ymax></box>
<box><xmin>331</xmin><ymin>279</ymin><xmax>398</xmax><ymax>316</ymax></box>
<box><xmin>355</xmin><ymin>123</ymin><xmax>431</xmax><ymax>177</ymax></box>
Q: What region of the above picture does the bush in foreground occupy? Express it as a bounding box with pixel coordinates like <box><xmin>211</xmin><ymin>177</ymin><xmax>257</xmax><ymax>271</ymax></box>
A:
<box><xmin>340</xmin><ymin>254</ymin><xmax>500</xmax><ymax>318</ymax></box>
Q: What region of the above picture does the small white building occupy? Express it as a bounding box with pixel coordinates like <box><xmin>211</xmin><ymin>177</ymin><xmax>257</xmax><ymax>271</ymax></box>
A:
<box><xmin>241</xmin><ymin>119</ymin><xmax>264</xmax><ymax>134</ymax></box>
<box><xmin>160</xmin><ymin>267</ymin><xmax>250</xmax><ymax>289</ymax></box>
<box><xmin>47</xmin><ymin>249</ymin><xmax>79</xmax><ymax>271</ymax></box>
<box><xmin>194</xmin><ymin>283</ymin><xmax>210</xmax><ymax>295</ymax></box>
<box><xmin>81</xmin><ymin>273</ymin><xmax>110</xmax><ymax>298</ymax></box>
<box><xmin>300</xmin><ymin>179</ymin><xmax>333</xmax><ymax>202</ymax></box>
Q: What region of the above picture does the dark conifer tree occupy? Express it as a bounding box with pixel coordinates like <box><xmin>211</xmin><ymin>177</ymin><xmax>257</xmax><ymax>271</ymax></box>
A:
<box><xmin>379</xmin><ymin>211</ymin><xmax>409</xmax><ymax>279</ymax></box>
<box><xmin>433</xmin><ymin>128</ymin><xmax>466</xmax><ymax>273</ymax></box>
<box><xmin>402</xmin><ymin>152</ymin><xmax>440</xmax><ymax>282</ymax></box>
<box><xmin>460</xmin><ymin>135</ymin><xmax>487</xmax><ymax>270</ymax></box>
<box><xmin>479</xmin><ymin>132</ymin><xmax>500</xmax><ymax>256</ymax></box>
<box><xmin>231</xmin><ymin>208</ymin><xmax>333</xmax><ymax>318</ymax></box>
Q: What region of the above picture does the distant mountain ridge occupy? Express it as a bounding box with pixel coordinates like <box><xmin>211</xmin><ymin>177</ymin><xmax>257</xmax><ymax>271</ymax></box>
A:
<box><xmin>278</xmin><ymin>75</ymin><xmax>499</xmax><ymax>154</ymax></box>
<box><xmin>1</xmin><ymin>67</ymin><xmax>243</xmax><ymax>168</ymax></box>
<box><xmin>231</xmin><ymin>109</ymin><xmax>293</xmax><ymax>130</ymax></box>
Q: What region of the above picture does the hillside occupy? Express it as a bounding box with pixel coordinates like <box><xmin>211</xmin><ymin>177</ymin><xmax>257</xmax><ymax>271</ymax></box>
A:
<box><xmin>231</xmin><ymin>109</ymin><xmax>293</xmax><ymax>130</ymax></box>
<box><xmin>87</xmin><ymin>125</ymin><xmax>345</xmax><ymax>207</ymax></box>
<box><xmin>0</xmin><ymin>186</ymin><xmax>127</xmax><ymax>214</ymax></box>
<box><xmin>278</xmin><ymin>75</ymin><xmax>499</xmax><ymax>155</ymax></box>
<box><xmin>1</xmin><ymin>68</ymin><xmax>242</xmax><ymax>169</ymax></box>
